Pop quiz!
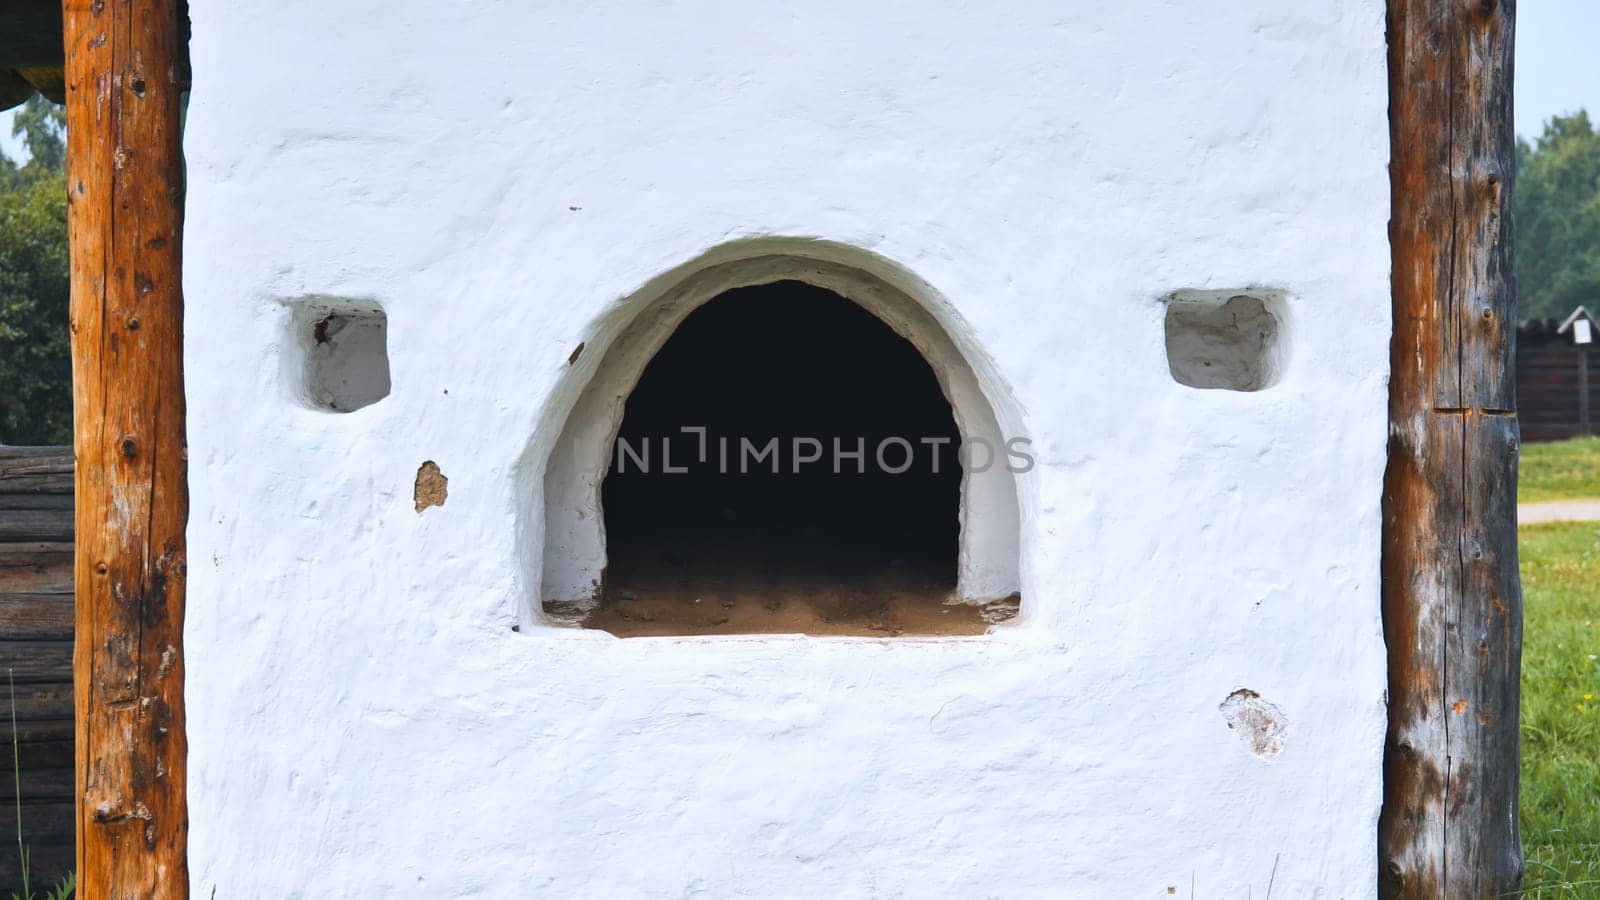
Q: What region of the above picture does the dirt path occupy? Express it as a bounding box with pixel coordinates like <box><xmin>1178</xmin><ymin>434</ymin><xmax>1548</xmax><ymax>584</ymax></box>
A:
<box><xmin>1519</xmin><ymin>499</ymin><xmax>1600</xmax><ymax>525</ymax></box>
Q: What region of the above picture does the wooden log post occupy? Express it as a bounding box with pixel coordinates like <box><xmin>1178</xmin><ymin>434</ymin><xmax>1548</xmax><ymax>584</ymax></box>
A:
<box><xmin>1381</xmin><ymin>0</ymin><xmax>1522</xmax><ymax>896</ymax></box>
<box><xmin>63</xmin><ymin>0</ymin><xmax>190</xmax><ymax>895</ymax></box>
<box><xmin>1578</xmin><ymin>346</ymin><xmax>1591</xmax><ymax>436</ymax></box>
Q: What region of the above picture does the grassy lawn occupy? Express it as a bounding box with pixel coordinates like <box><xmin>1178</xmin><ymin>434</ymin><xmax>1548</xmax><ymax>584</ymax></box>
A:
<box><xmin>1520</xmin><ymin>436</ymin><xmax>1600</xmax><ymax>504</ymax></box>
<box><xmin>1519</xmin><ymin>522</ymin><xmax>1600</xmax><ymax>896</ymax></box>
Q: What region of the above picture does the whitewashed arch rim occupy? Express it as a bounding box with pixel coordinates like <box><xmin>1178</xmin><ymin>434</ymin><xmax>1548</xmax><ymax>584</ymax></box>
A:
<box><xmin>517</xmin><ymin>238</ymin><xmax>1029</xmax><ymax>630</ymax></box>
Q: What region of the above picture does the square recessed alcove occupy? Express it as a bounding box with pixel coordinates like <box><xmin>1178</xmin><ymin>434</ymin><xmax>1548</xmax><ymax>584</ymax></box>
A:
<box><xmin>1163</xmin><ymin>289</ymin><xmax>1287</xmax><ymax>392</ymax></box>
<box><xmin>285</xmin><ymin>298</ymin><xmax>391</xmax><ymax>412</ymax></box>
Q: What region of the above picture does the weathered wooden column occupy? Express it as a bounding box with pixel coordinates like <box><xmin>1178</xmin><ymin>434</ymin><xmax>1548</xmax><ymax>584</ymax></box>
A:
<box><xmin>1578</xmin><ymin>347</ymin><xmax>1591</xmax><ymax>436</ymax></box>
<box><xmin>1380</xmin><ymin>0</ymin><xmax>1522</xmax><ymax>896</ymax></box>
<box><xmin>63</xmin><ymin>0</ymin><xmax>190</xmax><ymax>895</ymax></box>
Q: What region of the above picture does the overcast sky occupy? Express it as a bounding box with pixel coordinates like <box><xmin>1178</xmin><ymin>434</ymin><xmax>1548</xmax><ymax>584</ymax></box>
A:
<box><xmin>1517</xmin><ymin>0</ymin><xmax>1600</xmax><ymax>139</ymax></box>
<box><xmin>1</xmin><ymin>7</ymin><xmax>1594</xmax><ymax>160</ymax></box>
<box><xmin>0</xmin><ymin>107</ymin><xmax>21</xmax><ymax>161</ymax></box>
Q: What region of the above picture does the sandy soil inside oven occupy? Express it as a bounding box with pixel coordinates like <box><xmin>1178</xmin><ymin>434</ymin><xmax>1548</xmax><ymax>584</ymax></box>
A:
<box><xmin>549</xmin><ymin>530</ymin><xmax>1018</xmax><ymax>638</ymax></box>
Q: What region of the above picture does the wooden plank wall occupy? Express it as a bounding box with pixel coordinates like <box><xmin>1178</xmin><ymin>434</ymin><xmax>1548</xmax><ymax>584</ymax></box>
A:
<box><xmin>1517</xmin><ymin>319</ymin><xmax>1600</xmax><ymax>442</ymax></box>
<box><xmin>0</xmin><ymin>447</ymin><xmax>75</xmax><ymax>888</ymax></box>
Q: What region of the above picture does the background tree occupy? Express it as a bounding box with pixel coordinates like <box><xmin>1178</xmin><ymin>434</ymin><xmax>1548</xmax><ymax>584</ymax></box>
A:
<box><xmin>0</xmin><ymin>93</ymin><xmax>70</xmax><ymax>444</ymax></box>
<box><xmin>1517</xmin><ymin>111</ymin><xmax>1600</xmax><ymax>321</ymax></box>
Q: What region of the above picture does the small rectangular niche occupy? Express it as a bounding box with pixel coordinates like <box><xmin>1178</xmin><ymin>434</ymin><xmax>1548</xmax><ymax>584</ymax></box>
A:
<box><xmin>1163</xmin><ymin>289</ymin><xmax>1286</xmax><ymax>392</ymax></box>
<box><xmin>286</xmin><ymin>298</ymin><xmax>391</xmax><ymax>412</ymax></box>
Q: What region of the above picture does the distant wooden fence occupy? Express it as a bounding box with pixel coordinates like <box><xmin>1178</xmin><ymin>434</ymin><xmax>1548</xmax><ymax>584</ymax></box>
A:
<box><xmin>1518</xmin><ymin>319</ymin><xmax>1599</xmax><ymax>442</ymax></box>
<box><xmin>0</xmin><ymin>447</ymin><xmax>74</xmax><ymax>888</ymax></box>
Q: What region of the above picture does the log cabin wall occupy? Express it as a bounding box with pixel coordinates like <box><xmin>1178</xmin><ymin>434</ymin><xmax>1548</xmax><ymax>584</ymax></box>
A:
<box><xmin>0</xmin><ymin>447</ymin><xmax>74</xmax><ymax>888</ymax></box>
<box><xmin>1517</xmin><ymin>319</ymin><xmax>1599</xmax><ymax>442</ymax></box>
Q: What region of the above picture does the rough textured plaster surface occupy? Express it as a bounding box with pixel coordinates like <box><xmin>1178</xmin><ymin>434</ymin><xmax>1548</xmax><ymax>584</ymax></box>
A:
<box><xmin>1221</xmin><ymin>688</ymin><xmax>1291</xmax><ymax>760</ymax></box>
<box><xmin>181</xmin><ymin>1</ymin><xmax>1391</xmax><ymax>896</ymax></box>
<box><xmin>414</xmin><ymin>461</ymin><xmax>447</xmax><ymax>514</ymax></box>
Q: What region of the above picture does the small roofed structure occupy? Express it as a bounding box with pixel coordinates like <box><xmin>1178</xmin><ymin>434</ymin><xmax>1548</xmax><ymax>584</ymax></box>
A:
<box><xmin>1557</xmin><ymin>305</ymin><xmax>1598</xmax><ymax>344</ymax></box>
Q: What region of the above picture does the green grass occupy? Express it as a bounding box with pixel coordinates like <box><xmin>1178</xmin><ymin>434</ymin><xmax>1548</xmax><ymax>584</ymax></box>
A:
<box><xmin>1518</xmin><ymin>436</ymin><xmax>1600</xmax><ymax>894</ymax></box>
<box><xmin>1520</xmin><ymin>436</ymin><xmax>1600</xmax><ymax>504</ymax></box>
<box><xmin>1519</xmin><ymin>522</ymin><xmax>1600</xmax><ymax>896</ymax></box>
<box><xmin>7</xmin><ymin>669</ymin><xmax>73</xmax><ymax>899</ymax></box>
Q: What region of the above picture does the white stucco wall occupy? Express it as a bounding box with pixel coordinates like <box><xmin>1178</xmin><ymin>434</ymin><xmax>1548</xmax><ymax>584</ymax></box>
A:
<box><xmin>181</xmin><ymin>1</ymin><xmax>1392</xmax><ymax>896</ymax></box>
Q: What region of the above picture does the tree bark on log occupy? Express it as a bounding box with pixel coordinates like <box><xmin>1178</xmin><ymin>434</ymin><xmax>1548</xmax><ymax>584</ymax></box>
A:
<box><xmin>63</xmin><ymin>0</ymin><xmax>190</xmax><ymax>895</ymax></box>
<box><xmin>1381</xmin><ymin>0</ymin><xmax>1522</xmax><ymax>896</ymax></box>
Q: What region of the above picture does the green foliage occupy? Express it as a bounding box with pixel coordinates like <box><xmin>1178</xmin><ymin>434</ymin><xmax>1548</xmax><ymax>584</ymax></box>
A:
<box><xmin>1520</xmin><ymin>436</ymin><xmax>1600</xmax><ymax>504</ymax></box>
<box><xmin>45</xmin><ymin>873</ymin><xmax>72</xmax><ymax>900</ymax></box>
<box><xmin>1518</xmin><ymin>111</ymin><xmax>1600</xmax><ymax>322</ymax></box>
<box><xmin>1518</xmin><ymin>523</ymin><xmax>1600</xmax><ymax>896</ymax></box>
<box><xmin>8</xmin><ymin>871</ymin><xmax>74</xmax><ymax>900</ymax></box>
<box><xmin>0</xmin><ymin>93</ymin><xmax>70</xmax><ymax>445</ymax></box>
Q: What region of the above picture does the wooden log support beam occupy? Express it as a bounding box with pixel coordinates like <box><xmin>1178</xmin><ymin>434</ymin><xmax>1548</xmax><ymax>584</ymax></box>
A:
<box><xmin>1578</xmin><ymin>348</ymin><xmax>1592</xmax><ymax>436</ymax></box>
<box><xmin>63</xmin><ymin>0</ymin><xmax>190</xmax><ymax>895</ymax></box>
<box><xmin>1381</xmin><ymin>0</ymin><xmax>1522</xmax><ymax>896</ymax></box>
